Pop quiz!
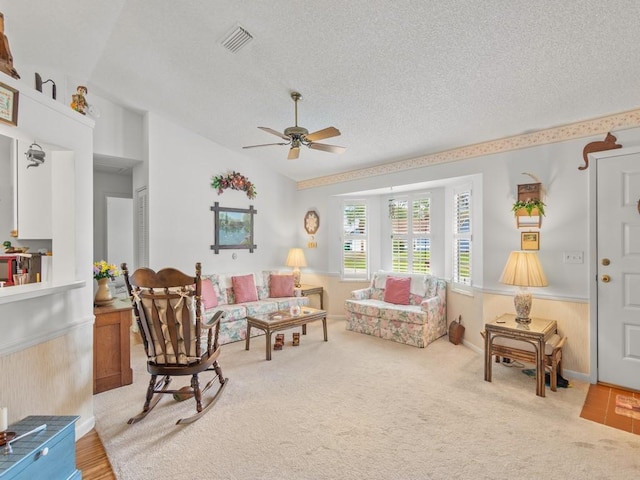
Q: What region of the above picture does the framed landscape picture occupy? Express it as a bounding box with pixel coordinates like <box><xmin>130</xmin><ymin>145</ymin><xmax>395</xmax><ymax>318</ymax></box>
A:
<box><xmin>521</xmin><ymin>231</ymin><xmax>540</xmax><ymax>251</ymax></box>
<box><xmin>0</xmin><ymin>82</ymin><xmax>18</xmax><ymax>126</ymax></box>
<box><xmin>210</xmin><ymin>202</ymin><xmax>257</xmax><ymax>253</ymax></box>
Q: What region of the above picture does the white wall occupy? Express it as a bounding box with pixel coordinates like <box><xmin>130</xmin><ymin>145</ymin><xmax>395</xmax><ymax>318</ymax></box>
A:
<box><xmin>0</xmin><ymin>73</ymin><xmax>95</xmax><ymax>436</ymax></box>
<box><xmin>296</xmin><ymin>127</ymin><xmax>640</xmax><ymax>298</ymax></box>
<box><xmin>92</xmin><ymin>93</ymin><xmax>143</xmax><ymax>161</ymax></box>
<box><xmin>144</xmin><ymin>113</ymin><xmax>300</xmax><ymax>275</ymax></box>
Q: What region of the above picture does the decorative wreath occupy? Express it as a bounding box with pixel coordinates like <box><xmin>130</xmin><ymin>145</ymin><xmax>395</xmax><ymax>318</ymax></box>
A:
<box><xmin>211</xmin><ymin>171</ymin><xmax>257</xmax><ymax>199</ymax></box>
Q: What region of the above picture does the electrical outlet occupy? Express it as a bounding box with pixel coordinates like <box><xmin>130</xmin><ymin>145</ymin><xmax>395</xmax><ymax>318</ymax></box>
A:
<box><xmin>563</xmin><ymin>251</ymin><xmax>583</xmax><ymax>264</ymax></box>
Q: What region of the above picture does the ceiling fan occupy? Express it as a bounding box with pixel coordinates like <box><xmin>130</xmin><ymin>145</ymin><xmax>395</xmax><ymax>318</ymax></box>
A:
<box><xmin>243</xmin><ymin>92</ymin><xmax>346</xmax><ymax>160</ymax></box>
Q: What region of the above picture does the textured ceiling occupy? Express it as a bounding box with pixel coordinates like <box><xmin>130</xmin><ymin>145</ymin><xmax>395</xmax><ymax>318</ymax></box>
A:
<box><xmin>2</xmin><ymin>0</ymin><xmax>640</xmax><ymax>182</ymax></box>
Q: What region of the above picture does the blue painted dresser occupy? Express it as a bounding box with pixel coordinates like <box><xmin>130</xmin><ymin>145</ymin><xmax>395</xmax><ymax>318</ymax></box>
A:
<box><xmin>0</xmin><ymin>416</ymin><xmax>81</xmax><ymax>479</ymax></box>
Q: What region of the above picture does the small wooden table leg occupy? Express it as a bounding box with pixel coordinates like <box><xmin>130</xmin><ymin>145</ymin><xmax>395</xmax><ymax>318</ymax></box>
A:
<box><xmin>245</xmin><ymin>323</ymin><xmax>252</xmax><ymax>351</ymax></box>
<box><xmin>302</xmin><ymin>324</ymin><xmax>307</xmax><ymax>335</ymax></box>
<box><xmin>484</xmin><ymin>331</ymin><xmax>492</xmax><ymax>383</ymax></box>
<box><xmin>536</xmin><ymin>339</ymin><xmax>545</xmax><ymax>397</ymax></box>
<box><xmin>265</xmin><ymin>329</ymin><xmax>272</xmax><ymax>361</ymax></box>
<box><xmin>322</xmin><ymin>316</ymin><xmax>328</xmax><ymax>341</ymax></box>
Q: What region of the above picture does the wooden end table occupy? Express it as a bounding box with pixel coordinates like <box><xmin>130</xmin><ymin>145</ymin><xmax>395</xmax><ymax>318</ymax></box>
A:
<box><xmin>299</xmin><ymin>284</ymin><xmax>324</xmax><ymax>309</ymax></box>
<box><xmin>484</xmin><ymin>313</ymin><xmax>557</xmax><ymax>397</ymax></box>
<box><xmin>245</xmin><ymin>307</ymin><xmax>327</xmax><ymax>360</ymax></box>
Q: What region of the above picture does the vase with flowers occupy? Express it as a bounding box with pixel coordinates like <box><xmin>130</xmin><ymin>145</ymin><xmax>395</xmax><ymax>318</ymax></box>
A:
<box><xmin>93</xmin><ymin>260</ymin><xmax>120</xmax><ymax>306</ymax></box>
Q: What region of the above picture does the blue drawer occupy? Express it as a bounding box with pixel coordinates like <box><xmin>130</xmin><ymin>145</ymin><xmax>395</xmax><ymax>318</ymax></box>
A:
<box><xmin>0</xmin><ymin>416</ymin><xmax>81</xmax><ymax>479</ymax></box>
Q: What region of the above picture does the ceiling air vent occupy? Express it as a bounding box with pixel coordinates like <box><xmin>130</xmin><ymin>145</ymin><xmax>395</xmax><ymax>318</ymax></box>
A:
<box><xmin>221</xmin><ymin>25</ymin><xmax>253</xmax><ymax>53</ymax></box>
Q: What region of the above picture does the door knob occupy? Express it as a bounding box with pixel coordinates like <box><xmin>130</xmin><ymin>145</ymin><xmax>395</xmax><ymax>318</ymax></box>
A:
<box><xmin>601</xmin><ymin>258</ymin><xmax>610</xmax><ymax>266</ymax></box>
<box><xmin>601</xmin><ymin>274</ymin><xmax>611</xmax><ymax>283</ymax></box>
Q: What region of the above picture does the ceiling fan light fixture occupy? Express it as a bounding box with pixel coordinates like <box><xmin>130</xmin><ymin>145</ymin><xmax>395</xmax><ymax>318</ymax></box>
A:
<box><xmin>242</xmin><ymin>91</ymin><xmax>345</xmax><ymax>159</ymax></box>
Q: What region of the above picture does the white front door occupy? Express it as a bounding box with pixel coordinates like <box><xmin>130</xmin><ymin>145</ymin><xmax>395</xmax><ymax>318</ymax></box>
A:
<box><xmin>597</xmin><ymin>150</ymin><xmax>640</xmax><ymax>390</ymax></box>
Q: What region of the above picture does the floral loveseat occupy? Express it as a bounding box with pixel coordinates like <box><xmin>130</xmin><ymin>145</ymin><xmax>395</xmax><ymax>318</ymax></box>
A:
<box><xmin>201</xmin><ymin>271</ymin><xmax>309</xmax><ymax>345</ymax></box>
<box><xmin>344</xmin><ymin>271</ymin><xmax>447</xmax><ymax>348</ymax></box>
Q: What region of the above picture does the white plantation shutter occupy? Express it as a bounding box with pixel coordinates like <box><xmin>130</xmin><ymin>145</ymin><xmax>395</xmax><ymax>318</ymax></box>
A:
<box><xmin>390</xmin><ymin>195</ymin><xmax>430</xmax><ymax>274</ymax></box>
<box><xmin>342</xmin><ymin>200</ymin><xmax>368</xmax><ymax>278</ymax></box>
<box><xmin>391</xmin><ymin>199</ymin><xmax>408</xmax><ymax>272</ymax></box>
<box><xmin>412</xmin><ymin>197</ymin><xmax>430</xmax><ymax>274</ymax></box>
<box><xmin>453</xmin><ymin>187</ymin><xmax>472</xmax><ymax>286</ymax></box>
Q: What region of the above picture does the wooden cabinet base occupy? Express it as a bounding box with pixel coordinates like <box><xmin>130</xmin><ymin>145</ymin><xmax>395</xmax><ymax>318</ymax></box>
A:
<box><xmin>94</xmin><ymin>298</ymin><xmax>133</xmax><ymax>394</ymax></box>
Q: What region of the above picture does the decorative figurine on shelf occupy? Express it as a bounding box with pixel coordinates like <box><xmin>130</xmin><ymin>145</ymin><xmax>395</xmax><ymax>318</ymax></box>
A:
<box><xmin>71</xmin><ymin>86</ymin><xmax>89</xmax><ymax>115</ymax></box>
<box><xmin>0</xmin><ymin>13</ymin><xmax>20</xmax><ymax>79</ymax></box>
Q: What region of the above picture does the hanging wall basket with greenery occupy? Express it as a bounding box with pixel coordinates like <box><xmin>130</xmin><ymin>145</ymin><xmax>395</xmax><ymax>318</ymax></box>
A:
<box><xmin>511</xmin><ymin>198</ymin><xmax>546</xmax><ymax>216</ymax></box>
<box><xmin>211</xmin><ymin>171</ymin><xmax>257</xmax><ymax>199</ymax></box>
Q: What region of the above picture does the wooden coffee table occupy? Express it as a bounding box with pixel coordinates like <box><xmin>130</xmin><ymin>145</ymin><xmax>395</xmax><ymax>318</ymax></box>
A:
<box><xmin>245</xmin><ymin>307</ymin><xmax>327</xmax><ymax>360</ymax></box>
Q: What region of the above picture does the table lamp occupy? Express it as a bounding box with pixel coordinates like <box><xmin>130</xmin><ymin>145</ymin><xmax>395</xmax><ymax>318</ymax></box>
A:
<box><xmin>285</xmin><ymin>248</ymin><xmax>307</xmax><ymax>288</ymax></box>
<box><xmin>499</xmin><ymin>251</ymin><xmax>548</xmax><ymax>324</ymax></box>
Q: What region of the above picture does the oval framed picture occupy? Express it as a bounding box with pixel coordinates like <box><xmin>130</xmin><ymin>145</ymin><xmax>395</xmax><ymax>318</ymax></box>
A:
<box><xmin>304</xmin><ymin>210</ymin><xmax>319</xmax><ymax>235</ymax></box>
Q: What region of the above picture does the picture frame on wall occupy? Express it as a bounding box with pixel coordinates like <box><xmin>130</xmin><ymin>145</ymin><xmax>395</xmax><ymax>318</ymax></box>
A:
<box><xmin>210</xmin><ymin>202</ymin><xmax>257</xmax><ymax>254</ymax></box>
<box><xmin>0</xmin><ymin>82</ymin><xmax>18</xmax><ymax>126</ymax></box>
<box><xmin>521</xmin><ymin>231</ymin><xmax>540</xmax><ymax>251</ymax></box>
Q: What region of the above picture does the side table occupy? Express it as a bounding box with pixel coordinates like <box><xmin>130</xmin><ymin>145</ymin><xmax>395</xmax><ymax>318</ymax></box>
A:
<box><xmin>484</xmin><ymin>313</ymin><xmax>557</xmax><ymax>397</ymax></box>
<box><xmin>93</xmin><ymin>298</ymin><xmax>133</xmax><ymax>394</ymax></box>
<box><xmin>299</xmin><ymin>284</ymin><xmax>324</xmax><ymax>309</ymax></box>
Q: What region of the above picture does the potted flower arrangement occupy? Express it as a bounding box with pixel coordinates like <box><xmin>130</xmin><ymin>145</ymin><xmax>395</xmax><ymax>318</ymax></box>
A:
<box><xmin>93</xmin><ymin>260</ymin><xmax>120</xmax><ymax>306</ymax></box>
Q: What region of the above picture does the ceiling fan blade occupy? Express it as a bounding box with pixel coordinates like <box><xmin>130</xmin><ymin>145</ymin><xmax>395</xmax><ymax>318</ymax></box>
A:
<box><xmin>308</xmin><ymin>142</ymin><xmax>346</xmax><ymax>154</ymax></box>
<box><xmin>305</xmin><ymin>126</ymin><xmax>341</xmax><ymax>142</ymax></box>
<box><xmin>288</xmin><ymin>146</ymin><xmax>300</xmax><ymax>160</ymax></box>
<box><xmin>243</xmin><ymin>142</ymin><xmax>289</xmax><ymax>149</ymax></box>
<box><xmin>258</xmin><ymin>126</ymin><xmax>290</xmax><ymax>141</ymax></box>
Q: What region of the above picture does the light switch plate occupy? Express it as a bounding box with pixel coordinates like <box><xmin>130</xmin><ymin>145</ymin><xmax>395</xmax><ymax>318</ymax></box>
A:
<box><xmin>563</xmin><ymin>251</ymin><xmax>584</xmax><ymax>264</ymax></box>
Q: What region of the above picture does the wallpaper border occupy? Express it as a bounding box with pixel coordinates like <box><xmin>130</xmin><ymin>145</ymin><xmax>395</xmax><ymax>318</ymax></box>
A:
<box><xmin>297</xmin><ymin>108</ymin><xmax>640</xmax><ymax>190</ymax></box>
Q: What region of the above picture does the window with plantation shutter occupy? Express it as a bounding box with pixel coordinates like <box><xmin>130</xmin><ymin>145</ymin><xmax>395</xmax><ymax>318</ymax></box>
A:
<box><xmin>342</xmin><ymin>200</ymin><xmax>368</xmax><ymax>279</ymax></box>
<box><xmin>453</xmin><ymin>187</ymin><xmax>472</xmax><ymax>287</ymax></box>
<box><xmin>390</xmin><ymin>195</ymin><xmax>430</xmax><ymax>274</ymax></box>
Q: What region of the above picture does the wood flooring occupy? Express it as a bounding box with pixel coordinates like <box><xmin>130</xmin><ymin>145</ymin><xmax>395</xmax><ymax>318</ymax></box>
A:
<box><xmin>76</xmin><ymin>429</ymin><xmax>116</xmax><ymax>479</ymax></box>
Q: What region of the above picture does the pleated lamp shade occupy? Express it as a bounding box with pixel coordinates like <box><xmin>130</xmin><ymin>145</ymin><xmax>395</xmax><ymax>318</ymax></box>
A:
<box><xmin>499</xmin><ymin>251</ymin><xmax>548</xmax><ymax>287</ymax></box>
<box><xmin>286</xmin><ymin>248</ymin><xmax>307</xmax><ymax>287</ymax></box>
<box><xmin>499</xmin><ymin>251</ymin><xmax>547</xmax><ymax>323</ymax></box>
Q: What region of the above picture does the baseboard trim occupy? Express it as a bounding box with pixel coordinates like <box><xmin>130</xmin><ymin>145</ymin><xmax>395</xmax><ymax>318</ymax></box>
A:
<box><xmin>75</xmin><ymin>415</ymin><xmax>96</xmax><ymax>440</ymax></box>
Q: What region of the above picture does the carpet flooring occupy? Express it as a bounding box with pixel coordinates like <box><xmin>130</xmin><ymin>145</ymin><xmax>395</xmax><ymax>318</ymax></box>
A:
<box><xmin>93</xmin><ymin>318</ymin><xmax>640</xmax><ymax>479</ymax></box>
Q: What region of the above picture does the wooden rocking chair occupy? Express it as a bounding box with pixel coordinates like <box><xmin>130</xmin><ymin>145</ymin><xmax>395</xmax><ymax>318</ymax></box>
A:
<box><xmin>122</xmin><ymin>262</ymin><xmax>228</xmax><ymax>425</ymax></box>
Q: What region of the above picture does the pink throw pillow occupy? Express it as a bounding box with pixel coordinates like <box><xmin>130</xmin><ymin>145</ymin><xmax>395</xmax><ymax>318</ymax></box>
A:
<box><xmin>384</xmin><ymin>276</ymin><xmax>411</xmax><ymax>305</ymax></box>
<box><xmin>201</xmin><ymin>278</ymin><xmax>218</xmax><ymax>309</ymax></box>
<box><xmin>232</xmin><ymin>274</ymin><xmax>258</xmax><ymax>303</ymax></box>
<box><xmin>270</xmin><ymin>275</ymin><xmax>294</xmax><ymax>298</ymax></box>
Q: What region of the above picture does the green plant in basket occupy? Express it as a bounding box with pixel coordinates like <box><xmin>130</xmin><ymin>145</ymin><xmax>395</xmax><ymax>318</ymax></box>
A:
<box><xmin>512</xmin><ymin>198</ymin><xmax>545</xmax><ymax>216</ymax></box>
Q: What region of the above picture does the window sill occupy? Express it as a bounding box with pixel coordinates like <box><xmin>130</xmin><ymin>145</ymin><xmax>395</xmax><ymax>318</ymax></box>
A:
<box><xmin>450</xmin><ymin>285</ymin><xmax>474</xmax><ymax>297</ymax></box>
<box><xmin>0</xmin><ymin>280</ymin><xmax>85</xmax><ymax>305</ymax></box>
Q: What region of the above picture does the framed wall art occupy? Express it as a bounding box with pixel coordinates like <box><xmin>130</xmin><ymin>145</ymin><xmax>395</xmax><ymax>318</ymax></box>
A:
<box><xmin>521</xmin><ymin>231</ymin><xmax>540</xmax><ymax>251</ymax></box>
<box><xmin>0</xmin><ymin>82</ymin><xmax>18</xmax><ymax>126</ymax></box>
<box><xmin>210</xmin><ymin>202</ymin><xmax>257</xmax><ymax>254</ymax></box>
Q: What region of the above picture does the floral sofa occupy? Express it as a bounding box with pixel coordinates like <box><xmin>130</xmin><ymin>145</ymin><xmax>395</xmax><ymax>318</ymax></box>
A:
<box><xmin>201</xmin><ymin>271</ymin><xmax>309</xmax><ymax>345</ymax></box>
<box><xmin>344</xmin><ymin>271</ymin><xmax>447</xmax><ymax>348</ymax></box>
